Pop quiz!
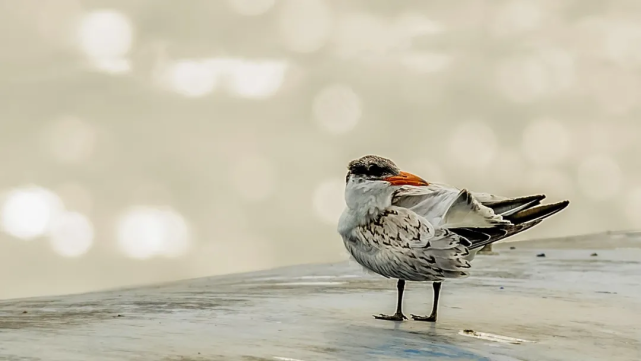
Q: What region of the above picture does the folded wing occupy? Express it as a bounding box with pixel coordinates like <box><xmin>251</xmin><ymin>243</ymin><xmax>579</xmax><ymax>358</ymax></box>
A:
<box><xmin>391</xmin><ymin>184</ymin><xmax>570</xmax><ymax>250</ymax></box>
<box><xmin>351</xmin><ymin>208</ymin><xmax>473</xmax><ymax>281</ymax></box>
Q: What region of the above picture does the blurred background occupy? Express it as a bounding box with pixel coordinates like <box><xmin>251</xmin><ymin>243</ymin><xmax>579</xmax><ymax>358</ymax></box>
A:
<box><xmin>0</xmin><ymin>0</ymin><xmax>639</xmax><ymax>299</ymax></box>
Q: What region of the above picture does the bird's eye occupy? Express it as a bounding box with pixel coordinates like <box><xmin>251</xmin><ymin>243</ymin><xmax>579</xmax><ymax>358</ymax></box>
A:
<box><xmin>368</xmin><ymin>164</ymin><xmax>385</xmax><ymax>177</ymax></box>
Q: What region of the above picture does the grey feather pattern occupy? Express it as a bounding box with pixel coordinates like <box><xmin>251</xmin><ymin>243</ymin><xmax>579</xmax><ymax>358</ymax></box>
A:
<box><xmin>343</xmin><ymin>207</ymin><xmax>471</xmax><ymax>282</ymax></box>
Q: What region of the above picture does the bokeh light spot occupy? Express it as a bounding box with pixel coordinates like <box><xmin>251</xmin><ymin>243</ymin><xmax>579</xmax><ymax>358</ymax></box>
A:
<box><xmin>312</xmin><ymin>84</ymin><xmax>362</xmax><ymax>134</ymax></box>
<box><xmin>48</xmin><ymin>211</ymin><xmax>94</xmax><ymax>258</ymax></box>
<box><xmin>77</xmin><ymin>9</ymin><xmax>133</xmax><ymax>73</ymax></box>
<box><xmin>168</xmin><ymin>60</ymin><xmax>219</xmax><ymax>97</ymax></box>
<box><xmin>227</xmin><ymin>60</ymin><xmax>288</xmax><ymax>99</ymax></box>
<box><xmin>158</xmin><ymin>58</ymin><xmax>288</xmax><ymax>99</ymax></box>
<box><xmin>1</xmin><ymin>186</ymin><xmax>64</xmax><ymax>240</ymax></box>
<box><xmin>116</xmin><ymin>206</ymin><xmax>190</xmax><ymax>259</ymax></box>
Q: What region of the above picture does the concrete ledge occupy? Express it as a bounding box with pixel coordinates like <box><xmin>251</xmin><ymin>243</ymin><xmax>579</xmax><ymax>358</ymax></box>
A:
<box><xmin>1</xmin><ymin>240</ymin><xmax>639</xmax><ymax>361</ymax></box>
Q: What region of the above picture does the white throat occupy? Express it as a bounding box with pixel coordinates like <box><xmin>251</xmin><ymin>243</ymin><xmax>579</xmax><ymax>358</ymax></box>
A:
<box><xmin>338</xmin><ymin>177</ymin><xmax>395</xmax><ymax>234</ymax></box>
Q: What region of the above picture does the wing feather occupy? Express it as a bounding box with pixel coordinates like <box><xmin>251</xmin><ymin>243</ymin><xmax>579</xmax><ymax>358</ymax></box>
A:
<box><xmin>348</xmin><ymin>208</ymin><xmax>472</xmax><ymax>281</ymax></box>
<box><xmin>391</xmin><ymin>184</ymin><xmax>569</xmax><ymax>251</ymax></box>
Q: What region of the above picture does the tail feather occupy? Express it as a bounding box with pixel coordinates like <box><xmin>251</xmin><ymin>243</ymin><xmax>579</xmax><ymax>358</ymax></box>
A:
<box><xmin>504</xmin><ymin>200</ymin><xmax>570</xmax><ymax>224</ymax></box>
<box><xmin>453</xmin><ymin>220</ymin><xmax>542</xmax><ymax>250</ymax></box>
<box><xmin>450</xmin><ymin>199</ymin><xmax>570</xmax><ymax>250</ymax></box>
<box><xmin>482</xmin><ymin>195</ymin><xmax>546</xmax><ymax>217</ymax></box>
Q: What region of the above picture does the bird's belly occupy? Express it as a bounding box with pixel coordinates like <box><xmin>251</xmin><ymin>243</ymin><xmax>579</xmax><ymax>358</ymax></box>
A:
<box><xmin>343</xmin><ymin>238</ymin><xmax>442</xmax><ymax>282</ymax></box>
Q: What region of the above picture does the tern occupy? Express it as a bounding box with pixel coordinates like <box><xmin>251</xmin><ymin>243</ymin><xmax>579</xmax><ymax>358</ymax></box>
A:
<box><xmin>337</xmin><ymin>155</ymin><xmax>569</xmax><ymax>322</ymax></box>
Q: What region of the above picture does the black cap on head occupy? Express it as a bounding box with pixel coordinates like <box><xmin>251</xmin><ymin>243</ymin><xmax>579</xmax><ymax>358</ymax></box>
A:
<box><xmin>346</xmin><ymin>155</ymin><xmax>400</xmax><ymax>182</ymax></box>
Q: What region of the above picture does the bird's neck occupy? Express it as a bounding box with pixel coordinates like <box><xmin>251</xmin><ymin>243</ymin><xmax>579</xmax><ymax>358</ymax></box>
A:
<box><xmin>339</xmin><ymin>183</ymin><xmax>393</xmax><ymax>233</ymax></box>
<box><xmin>352</xmin><ymin>198</ymin><xmax>388</xmax><ymax>221</ymax></box>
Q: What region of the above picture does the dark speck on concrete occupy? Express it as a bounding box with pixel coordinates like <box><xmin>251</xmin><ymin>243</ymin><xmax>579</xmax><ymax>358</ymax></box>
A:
<box><xmin>537</xmin><ymin>253</ymin><xmax>546</xmax><ymax>257</ymax></box>
<box><xmin>591</xmin><ymin>253</ymin><xmax>598</xmax><ymax>257</ymax></box>
<box><xmin>510</xmin><ymin>246</ymin><xmax>516</xmax><ymax>250</ymax></box>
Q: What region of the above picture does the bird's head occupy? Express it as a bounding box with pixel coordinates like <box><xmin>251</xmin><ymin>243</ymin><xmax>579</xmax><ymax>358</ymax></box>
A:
<box><xmin>344</xmin><ymin>155</ymin><xmax>429</xmax><ymax>211</ymax></box>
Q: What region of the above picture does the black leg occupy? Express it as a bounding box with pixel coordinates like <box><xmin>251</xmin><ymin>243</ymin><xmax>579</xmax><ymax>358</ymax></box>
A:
<box><xmin>374</xmin><ymin>279</ymin><xmax>407</xmax><ymax>321</ymax></box>
<box><xmin>412</xmin><ymin>282</ymin><xmax>441</xmax><ymax>322</ymax></box>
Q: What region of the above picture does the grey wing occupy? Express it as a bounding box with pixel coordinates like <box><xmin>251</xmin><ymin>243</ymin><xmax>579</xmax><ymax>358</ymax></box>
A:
<box><xmin>356</xmin><ymin>208</ymin><xmax>473</xmax><ymax>280</ymax></box>
<box><xmin>390</xmin><ymin>185</ymin><xmax>460</xmax><ymax>226</ymax></box>
<box><xmin>392</xmin><ymin>183</ymin><xmax>547</xmax><ymax>221</ymax></box>
<box><xmin>391</xmin><ymin>185</ymin><xmax>508</xmax><ymax>228</ymax></box>
<box><xmin>392</xmin><ymin>186</ymin><xmax>569</xmax><ymax>252</ymax></box>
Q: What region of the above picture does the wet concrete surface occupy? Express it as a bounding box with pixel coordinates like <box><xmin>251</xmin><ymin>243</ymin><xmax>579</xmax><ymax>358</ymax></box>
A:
<box><xmin>1</xmin><ymin>247</ymin><xmax>640</xmax><ymax>361</ymax></box>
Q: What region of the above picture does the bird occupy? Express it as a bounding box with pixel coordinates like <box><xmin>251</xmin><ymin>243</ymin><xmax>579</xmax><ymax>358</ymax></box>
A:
<box><xmin>337</xmin><ymin>155</ymin><xmax>569</xmax><ymax>322</ymax></box>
